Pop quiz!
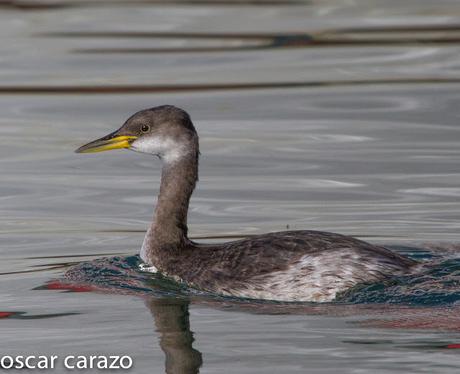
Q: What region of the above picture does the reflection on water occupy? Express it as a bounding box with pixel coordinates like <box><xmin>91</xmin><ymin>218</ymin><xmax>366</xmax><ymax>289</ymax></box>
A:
<box><xmin>1</xmin><ymin>0</ymin><xmax>460</xmax><ymax>373</ymax></box>
<box><xmin>147</xmin><ymin>298</ymin><xmax>202</xmax><ymax>374</ymax></box>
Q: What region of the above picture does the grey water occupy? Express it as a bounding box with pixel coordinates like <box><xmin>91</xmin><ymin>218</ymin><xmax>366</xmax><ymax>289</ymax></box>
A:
<box><xmin>1</xmin><ymin>0</ymin><xmax>460</xmax><ymax>373</ymax></box>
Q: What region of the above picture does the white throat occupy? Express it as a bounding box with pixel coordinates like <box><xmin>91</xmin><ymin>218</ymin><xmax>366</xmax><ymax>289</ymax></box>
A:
<box><xmin>130</xmin><ymin>136</ymin><xmax>188</xmax><ymax>164</ymax></box>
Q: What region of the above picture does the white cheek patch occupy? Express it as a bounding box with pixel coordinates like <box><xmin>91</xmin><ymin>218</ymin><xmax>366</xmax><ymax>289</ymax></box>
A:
<box><xmin>130</xmin><ymin>136</ymin><xmax>188</xmax><ymax>163</ymax></box>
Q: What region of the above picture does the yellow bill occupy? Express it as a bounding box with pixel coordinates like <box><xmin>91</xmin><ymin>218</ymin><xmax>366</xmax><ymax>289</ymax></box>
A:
<box><xmin>75</xmin><ymin>134</ymin><xmax>137</xmax><ymax>154</ymax></box>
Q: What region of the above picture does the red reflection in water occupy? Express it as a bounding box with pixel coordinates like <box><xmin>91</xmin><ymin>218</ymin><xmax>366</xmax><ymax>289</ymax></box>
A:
<box><xmin>44</xmin><ymin>280</ymin><xmax>96</xmax><ymax>292</ymax></box>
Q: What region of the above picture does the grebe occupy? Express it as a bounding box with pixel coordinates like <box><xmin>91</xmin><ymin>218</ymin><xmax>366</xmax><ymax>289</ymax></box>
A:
<box><xmin>76</xmin><ymin>105</ymin><xmax>416</xmax><ymax>302</ymax></box>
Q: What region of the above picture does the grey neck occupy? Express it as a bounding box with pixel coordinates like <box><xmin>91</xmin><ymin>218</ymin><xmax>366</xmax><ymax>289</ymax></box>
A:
<box><xmin>140</xmin><ymin>148</ymin><xmax>199</xmax><ymax>266</ymax></box>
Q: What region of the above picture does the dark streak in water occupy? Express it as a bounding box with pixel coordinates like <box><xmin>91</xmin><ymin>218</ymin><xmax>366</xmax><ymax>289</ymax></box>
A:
<box><xmin>44</xmin><ymin>27</ymin><xmax>460</xmax><ymax>53</ymax></box>
<box><xmin>0</xmin><ymin>0</ymin><xmax>309</xmax><ymax>11</ymax></box>
<box><xmin>73</xmin><ymin>39</ymin><xmax>460</xmax><ymax>54</ymax></box>
<box><xmin>0</xmin><ymin>0</ymin><xmax>71</xmax><ymax>10</ymax></box>
<box><xmin>75</xmin><ymin>46</ymin><xmax>269</xmax><ymax>54</ymax></box>
<box><xmin>0</xmin><ymin>311</ymin><xmax>79</xmax><ymax>319</ymax></box>
<box><xmin>1</xmin><ymin>79</ymin><xmax>460</xmax><ymax>95</ymax></box>
<box><xmin>45</xmin><ymin>24</ymin><xmax>460</xmax><ymax>39</ymax></box>
<box><xmin>45</xmin><ymin>31</ymin><xmax>295</xmax><ymax>39</ymax></box>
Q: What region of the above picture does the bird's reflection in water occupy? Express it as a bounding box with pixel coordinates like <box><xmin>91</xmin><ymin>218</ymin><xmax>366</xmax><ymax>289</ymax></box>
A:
<box><xmin>146</xmin><ymin>298</ymin><xmax>202</xmax><ymax>374</ymax></box>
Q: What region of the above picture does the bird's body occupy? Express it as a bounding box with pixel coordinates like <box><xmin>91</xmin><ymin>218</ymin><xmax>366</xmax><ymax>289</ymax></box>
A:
<box><xmin>77</xmin><ymin>105</ymin><xmax>416</xmax><ymax>302</ymax></box>
<box><xmin>142</xmin><ymin>230</ymin><xmax>413</xmax><ymax>302</ymax></box>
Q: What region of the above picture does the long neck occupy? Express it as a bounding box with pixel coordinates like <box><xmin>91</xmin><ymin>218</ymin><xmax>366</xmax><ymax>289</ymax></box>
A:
<box><xmin>141</xmin><ymin>148</ymin><xmax>198</xmax><ymax>266</ymax></box>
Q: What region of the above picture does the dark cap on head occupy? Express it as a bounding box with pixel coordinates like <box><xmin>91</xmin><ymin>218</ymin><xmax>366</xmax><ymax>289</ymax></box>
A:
<box><xmin>118</xmin><ymin>105</ymin><xmax>197</xmax><ymax>137</ymax></box>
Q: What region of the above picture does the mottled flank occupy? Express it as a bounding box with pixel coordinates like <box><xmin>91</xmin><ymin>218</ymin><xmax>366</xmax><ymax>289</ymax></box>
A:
<box><xmin>81</xmin><ymin>105</ymin><xmax>417</xmax><ymax>302</ymax></box>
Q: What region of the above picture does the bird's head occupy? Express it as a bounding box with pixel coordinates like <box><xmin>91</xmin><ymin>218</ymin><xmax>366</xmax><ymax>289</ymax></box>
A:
<box><xmin>75</xmin><ymin>105</ymin><xmax>198</xmax><ymax>163</ymax></box>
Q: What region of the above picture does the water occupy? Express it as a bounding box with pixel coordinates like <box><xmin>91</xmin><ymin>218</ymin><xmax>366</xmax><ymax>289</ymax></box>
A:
<box><xmin>1</xmin><ymin>0</ymin><xmax>460</xmax><ymax>373</ymax></box>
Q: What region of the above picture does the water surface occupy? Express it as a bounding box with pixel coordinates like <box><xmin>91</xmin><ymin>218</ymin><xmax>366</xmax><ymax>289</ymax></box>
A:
<box><xmin>1</xmin><ymin>1</ymin><xmax>460</xmax><ymax>373</ymax></box>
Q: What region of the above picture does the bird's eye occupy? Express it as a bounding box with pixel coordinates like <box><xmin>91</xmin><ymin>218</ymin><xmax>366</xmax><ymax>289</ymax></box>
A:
<box><xmin>141</xmin><ymin>124</ymin><xmax>150</xmax><ymax>133</ymax></box>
